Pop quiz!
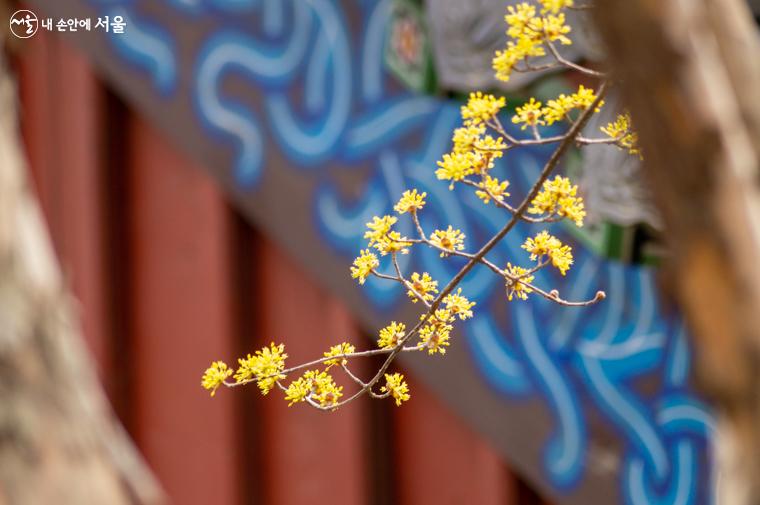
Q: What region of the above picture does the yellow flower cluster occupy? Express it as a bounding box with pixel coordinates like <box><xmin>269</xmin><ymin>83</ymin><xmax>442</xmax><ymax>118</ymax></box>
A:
<box><xmin>284</xmin><ymin>370</ymin><xmax>343</xmax><ymax>408</ymax></box>
<box><xmin>324</xmin><ymin>342</ymin><xmax>356</xmax><ymax>368</ymax></box>
<box><xmin>363</xmin><ymin>215</ymin><xmax>412</xmax><ymax>256</ymax></box>
<box><xmin>382</xmin><ymin>373</ymin><xmax>410</xmax><ymax>406</ymax></box>
<box><xmin>601</xmin><ymin>112</ymin><xmax>641</xmax><ymax>157</ymax></box>
<box><xmin>528</xmin><ymin>175</ymin><xmax>586</xmax><ymax>226</ymax></box>
<box><xmin>443</xmin><ymin>288</ymin><xmax>476</xmax><ymax>320</ymax></box>
<box><xmin>407</xmin><ymin>271</ymin><xmax>439</xmax><ymax>303</ymax></box>
<box><xmin>476</xmin><ymin>175</ymin><xmax>510</xmax><ymax>204</ymax></box>
<box><xmin>430</xmin><ymin>226</ymin><xmax>466</xmax><ymax>257</ymax></box>
<box><xmin>394</xmin><ymin>189</ymin><xmax>427</xmax><ymax>214</ymax></box>
<box><xmin>543</xmin><ymin>85</ymin><xmax>604</xmax><ymax>125</ymax></box>
<box><xmin>350</xmin><ymin>249</ymin><xmax>379</xmax><ymax>284</ymax></box>
<box><xmin>378</xmin><ymin>321</ymin><xmax>406</xmax><ymax>349</ymax></box>
<box><xmin>461</xmin><ymin>92</ymin><xmax>506</xmax><ymax>125</ymax></box>
<box><xmin>522</xmin><ymin>230</ymin><xmax>574</xmax><ymax>275</ymax></box>
<box><xmin>512</xmin><ymin>98</ymin><xmax>545</xmax><ymax>129</ymax></box>
<box><xmin>492</xmin><ymin>2</ymin><xmax>573</xmax><ymax>82</ymax></box>
<box><xmin>234</xmin><ymin>343</ymin><xmax>288</xmax><ymax>395</ymax></box>
<box><xmin>201</xmin><ymin>361</ymin><xmax>233</xmax><ymax>397</ymax></box>
<box><xmin>505</xmin><ymin>263</ymin><xmax>535</xmax><ymax>301</ymax></box>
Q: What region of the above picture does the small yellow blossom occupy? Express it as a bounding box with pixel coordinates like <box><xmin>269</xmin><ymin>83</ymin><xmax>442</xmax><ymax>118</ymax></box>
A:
<box><xmin>407</xmin><ymin>272</ymin><xmax>438</xmax><ymax>303</ymax></box>
<box><xmin>505</xmin><ymin>263</ymin><xmax>535</xmax><ymax>301</ymax></box>
<box><xmin>382</xmin><ymin>373</ymin><xmax>411</xmax><ymax>406</ymax></box>
<box><xmin>460</xmin><ymin>91</ymin><xmax>506</xmax><ymax>125</ymax></box>
<box><xmin>476</xmin><ymin>175</ymin><xmax>510</xmax><ymax>204</ymax></box>
<box><xmin>528</xmin><ymin>175</ymin><xmax>586</xmax><ymax>226</ymax></box>
<box><xmin>285</xmin><ymin>370</ymin><xmax>343</xmax><ymax>408</ymax></box>
<box><xmin>201</xmin><ymin>360</ymin><xmax>233</xmax><ymax>397</ymax></box>
<box><xmin>475</xmin><ymin>135</ymin><xmax>507</xmax><ymax>155</ymax></box>
<box><xmin>539</xmin><ymin>0</ymin><xmax>574</xmax><ymax>14</ymax></box>
<box><xmin>419</xmin><ymin>321</ymin><xmax>453</xmax><ymax>355</ymax></box>
<box><xmin>505</xmin><ymin>3</ymin><xmax>539</xmax><ymax>38</ymax></box>
<box><xmin>536</xmin><ymin>13</ymin><xmax>572</xmax><ymax>45</ymax></box>
<box><xmin>493</xmin><ymin>37</ymin><xmax>545</xmax><ymax>82</ymax></box>
<box><xmin>364</xmin><ymin>215</ymin><xmax>397</xmax><ymax>246</ymax></box>
<box><xmin>373</xmin><ymin>231</ymin><xmax>413</xmax><ymax>256</ymax></box>
<box><xmin>284</xmin><ymin>375</ymin><xmax>311</xmax><ymax>406</ymax></box>
<box><xmin>378</xmin><ymin>321</ymin><xmax>406</xmax><ymax>349</ymax></box>
<box><xmin>350</xmin><ymin>249</ymin><xmax>379</xmax><ymax>284</ymax></box>
<box><xmin>324</xmin><ymin>342</ymin><xmax>356</xmax><ymax>368</ymax></box>
<box><xmin>430</xmin><ymin>225</ymin><xmax>465</xmax><ymax>257</ymax></box>
<box><xmin>394</xmin><ymin>189</ymin><xmax>427</xmax><ymax>214</ymax></box>
<box><xmin>443</xmin><ymin>288</ymin><xmax>476</xmax><ymax>320</ymax></box>
<box><xmin>522</xmin><ymin>230</ymin><xmax>574</xmax><ymax>275</ymax></box>
<box><xmin>436</xmin><ymin>151</ymin><xmax>478</xmax><ymax>185</ymax></box>
<box><xmin>601</xmin><ymin>112</ymin><xmax>641</xmax><ymax>157</ymax></box>
<box><xmin>452</xmin><ymin>124</ymin><xmax>486</xmax><ymax>153</ymax></box>
<box><xmin>543</xmin><ymin>85</ymin><xmax>603</xmax><ymax>125</ymax></box>
<box><xmin>512</xmin><ymin>98</ymin><xmax>545</xmax><ymax>129</ymax></box>
<box><xmin>234</xmin><ymin>343</ymin><xmax>288</xmax><ymax>395</ymax></box>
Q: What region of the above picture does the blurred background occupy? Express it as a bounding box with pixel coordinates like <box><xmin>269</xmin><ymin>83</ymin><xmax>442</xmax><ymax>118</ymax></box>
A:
<box><xmin>1</xmin><ymin>0</ymin><xmax>731</xmax><ymax>504</ymax></box>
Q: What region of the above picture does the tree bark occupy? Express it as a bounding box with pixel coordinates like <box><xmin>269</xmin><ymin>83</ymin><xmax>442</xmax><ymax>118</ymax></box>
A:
<box><xmin>0</xmin><ymin>44</ymin><xmax>162</xmax><ymax>505</ymax></box>
<box><xmin>593</xmin><ymin>1</ymin><xmax>760</xmax><ymax>504</ymax></box>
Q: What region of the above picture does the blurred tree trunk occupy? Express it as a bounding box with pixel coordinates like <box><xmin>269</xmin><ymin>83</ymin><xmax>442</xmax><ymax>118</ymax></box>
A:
<box><xmin>0</xmin><ymin>44</ymin><xmax>162</xmax><ymax>505</ymax></box>
<box><xmin>593</xmin><ymin>1</ymin><xmax>760</xmax><ymax>504</ymax></box>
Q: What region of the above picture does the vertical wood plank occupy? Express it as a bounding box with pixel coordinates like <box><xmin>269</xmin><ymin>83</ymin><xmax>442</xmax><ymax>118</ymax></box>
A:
<box><xmin>254</xmin><ymin>240</ymin><xmax>368</xmax><ymax>505</ymax></box>
<box><xmin>18</xmin><ymin>34</ymin><xmax>113</xmax><ymax>383</ymax></box>
<box><xmin>128</xmin><ymin>113</ymin><xmax>241</xmax><ymax>505</ymax></box>
<box><xmin>50</xmin><ymin>39</ymin><xmax>111</xmax><ymax>375</ymax></box>
<box><xmin>394</xmin><ymin>374</ymin><xmax>517</xmax><ymax>505</ymax></box>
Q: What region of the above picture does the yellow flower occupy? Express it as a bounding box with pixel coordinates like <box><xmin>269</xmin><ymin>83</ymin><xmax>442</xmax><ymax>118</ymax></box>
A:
<box><xmin>234</xmin><ymin>342</ymin><xmax>288</xmax><ymax>395</ymax></box>
<box><xmin>364</xmin><ymin>215</ymin><xmax>397</xmax><ymax>246</ymax></box>
<box><xmin>429</xmin><ymin>226</ymin><xmax>465</xmax><ymax>257</ymax></box>
<box><xmin>476</xmin><ymin>175</ymin><xmax>511</xmax><ymax>204</ymax></box>
<box><xmin>419</xmin><ymin>321</ymin><xmax>453</xmax><ymax>355</ymax></box>
<box><xmin>601</xmin><ymin>112</ymin><xmax>641</xmax><ymax>157</ymax></box>
<box><xmin>382</xmin><ymin>373</ymin><xmax>410</xmax><ymax>406</ymax></box>
<box><xmin>309</xmin><ymin>370</ymin><xmax>344</xmax><ymax>408</ymax></box>
<box><xmin>522</xmin><ymin>230</ymin><xmax>574</xmax><ymax>275</ymax></box>
<box><xmin>406</xmin><ymin>272</ymin><xmax>439</xmax><ymax>303</ymax></box>
<box><xmin>539</xmin><ymin>0</ymin><xmax>574</xmax><ymax>14</ymax></box>
<box><xmin>543</xmin><ymin>86</ymin><xmax>603</xmax><ymax>125</ymax></box>
<box><xmin>373</xmin><ymin>231</ymin><xmax>412</xmax><ymax>256</ymax></box>
<box><xmin>493</xmin><ymin>37</ymin><xmax>545</xmax><ymax>82</ymax></box>
<box><xmin>201</xmin><ymin>360</ymin><xmax>233</xmax><ymax>397</ymax></box>
<box><xmin>284</xmin><ymin>370</ymin><xmax>343</xmax><ymax>408</ymax></box>
<box><xmin>452</xmin><ymin>124</ymin><xmax>486</xmax><ymax>153</ymax></box>
<box><xmin>284</xmin><ymin>375</ymin><xmax>311</xmax><ymax>406</ymax></box>
<box><xmin>505</xmin><ymin>3</ymin><xmax>539</xmax><ymax>39</ymax></box>
<box><xmin>512</xmin><ymin>98</ymin><xmax>545</xmax><ymax>129</ymax></box>
<box><xmin>505</xmin><ymin>263</ymin><xmax>534</xmax><ymax>301</ymax></box>
<box><xmin>536</xmin><ymin>13</ymin><xmax>572</xmax><ymax>45</ymax></box>
<box><xmin>528</xmin><ymin>175</ymin><xmax>586</xmax><ymax>226</ymax></box>
<box><xmin>436</xmin><ymin>151</ymin><xmax>478</xmax><ymax>185</ymax></box>
<box><xmin>323</xmin><ymin>342</ymin><xmax>356</xmax><ymax>368</ymax></box>
<box><xmin>475</xmin><ymin>135</ymin><xmax>507</xmax><ymax>155</ymax></box>
<box><xmin>460</xmin><ymin>91</ymin><xmax>506</xmax><ymax>125</ymax></box>
<box><xmin>378</xmin><ymin>321</ymin><xmax>406</xmax><ymax>349</ymax></box>
<box><xmin>350</xmin><ymin>249</ymin><xmax>379</xmax><ymax>284</ymax></box>
<box><xmin>443</xmin><ymin>288</ymin><xmax>476</xmax><ymax>320</ymax></box>
<box><xmin>394</xmin><ymin>189</ymin><xmax>427</xmax><ymax>214</ymax></box>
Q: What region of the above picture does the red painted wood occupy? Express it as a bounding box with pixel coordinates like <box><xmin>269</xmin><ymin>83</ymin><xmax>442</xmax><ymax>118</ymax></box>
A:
<box><xmin>394</xmin><ymin>374</ymin><xmax>517</xmax><ymax>505</ymax></box>
<box><xmin>18</xmin><ymin>33</ymin><xmax>112</xmax><ymax>383</ymax></box>
<box><xmin>255</xmin><ymin>239</ymin><xmax>368</xmax><ymax>505</ymax></box>
<box><xmin>127</xmin><ymin>113</ymin><xmax>241</xmax><ymax>505</ymax></box>
<box><xmin>51</xmin><ymin>39</ymin><xmax>111</xmax><ymax>376</ymax></box>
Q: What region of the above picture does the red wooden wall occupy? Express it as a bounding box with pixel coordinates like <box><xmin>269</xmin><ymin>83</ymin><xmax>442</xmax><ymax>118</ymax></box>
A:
<box><xmin>14</xmin><ymin>31</ymin><xmax>552</xmax><ymax>505</ymax></box>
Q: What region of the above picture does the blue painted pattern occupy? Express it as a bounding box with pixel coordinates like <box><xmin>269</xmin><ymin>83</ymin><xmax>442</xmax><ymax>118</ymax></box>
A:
<box><xmin>88</xmin><ymin>0</ymin><xmax>715</xmax><ymax>502</ymax></box>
